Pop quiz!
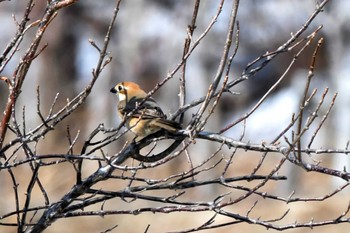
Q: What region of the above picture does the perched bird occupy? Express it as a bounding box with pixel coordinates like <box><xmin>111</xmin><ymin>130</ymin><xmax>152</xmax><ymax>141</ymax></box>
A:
<box><xmin>110</xmin><ymin>81</ymin><xmax>180</xmax><ymax>137</ymax></box>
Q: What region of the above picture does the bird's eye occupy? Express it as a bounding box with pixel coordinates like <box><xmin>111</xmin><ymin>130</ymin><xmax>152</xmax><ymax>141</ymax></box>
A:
<box><xmin>117</xmin><ymin>85</ymin><xmax>123</xmax><ymax>91</ymax></box>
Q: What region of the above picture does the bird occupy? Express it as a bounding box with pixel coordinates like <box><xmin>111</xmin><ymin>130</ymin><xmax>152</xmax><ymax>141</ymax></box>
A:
<box><xmin>110</xmin><ymin>81</ymin><xmax>181</xmax><ymax>138</ymax></box>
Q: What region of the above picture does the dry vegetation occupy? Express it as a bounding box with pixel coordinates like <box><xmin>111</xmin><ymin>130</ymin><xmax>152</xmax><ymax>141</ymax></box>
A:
<box><xmin>1</xmin><ymin>0</ymin><xmax>350</xmax><ymax>232</ymax></box>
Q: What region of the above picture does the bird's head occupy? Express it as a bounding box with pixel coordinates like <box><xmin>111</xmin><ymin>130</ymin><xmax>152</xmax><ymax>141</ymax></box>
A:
<box><xmin>110</xmin><ymin>81</ymin><xmax>147</xmax><ymax>101</ymax></box>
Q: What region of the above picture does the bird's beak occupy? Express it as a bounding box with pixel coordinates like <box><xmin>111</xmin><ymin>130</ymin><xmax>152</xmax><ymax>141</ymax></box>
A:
<box><xmin>110</xmin><ymin>87</ymin><xmax>117</xmax><ymax>94</ymax></box>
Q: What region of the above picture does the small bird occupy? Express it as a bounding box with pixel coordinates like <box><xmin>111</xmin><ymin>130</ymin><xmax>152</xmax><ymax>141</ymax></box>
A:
<box><xmin>110</xmin><ymin>81</ymin><xmax>180</xmax><ymax>138</ymax></box>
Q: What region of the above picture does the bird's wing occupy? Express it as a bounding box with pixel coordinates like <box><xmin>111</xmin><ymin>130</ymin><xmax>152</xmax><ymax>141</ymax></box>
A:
<box><xmin>124</xmin><ymin>97</ymin><xmax>166</xmax><ymax>119</ymax></box>
<box><xmin>123</xmin><ymin>97</ymin><xmax>181</xmax><ymax>131</ymax></box>
<box><xmin>150</xmin><ymin>118</ymin><xmax>181</xmax><ymax>132</ymax></box>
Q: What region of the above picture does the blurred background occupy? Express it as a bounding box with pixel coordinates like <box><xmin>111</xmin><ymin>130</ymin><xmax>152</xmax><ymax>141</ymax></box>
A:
<box><xmin>1</xmin><ymin>0</ymin><xmax>350</xmax><ymax>232</ymax></box>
